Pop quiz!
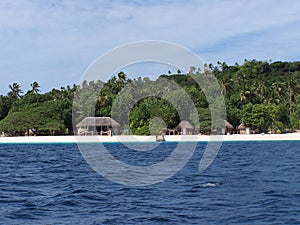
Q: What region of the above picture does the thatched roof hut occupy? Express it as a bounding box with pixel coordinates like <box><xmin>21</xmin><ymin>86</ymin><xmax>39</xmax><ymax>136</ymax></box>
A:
<box><xmin>238</xmin><ymin>122</ymin><xmax>247</xmax><ymax>134</ymax></box>
<box><xmin>76</xmin><ymin>117</ymin><xmax>120</xmax><ymax>128</ymax></box>
<box><xmin>225</xmin><ymin>120</ymin><xmax>234</xmax><ymax>130</ymax></box>
<box><xmin>176</xmin><ymin>120</ymin><xmax>195</xmax><ymax>135</ymax></box>
<box><xmin>223</xmin><ymin>120</ymin><xmax>234</xmax><ymax>134</ymax></box>
<box><xmin>238</xmin><ymin>122</ymin><xmax>246</xmax><ymax>130</ymax></box>
<box><xmin>76</xmin><ymin>117</ymin><xmax>120</xmax><ymax>135</ymax></box>
<box><xmin>176</xmin><ymin>120</ymin><xmax>194</xmax><ymax>129</ymax></box>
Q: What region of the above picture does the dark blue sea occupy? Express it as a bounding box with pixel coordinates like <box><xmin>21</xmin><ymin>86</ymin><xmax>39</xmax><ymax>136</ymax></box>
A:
<box><xmin>1</xmin><ymin>141</ymin><xmax>300</xmax><ymax>224</ymax></box>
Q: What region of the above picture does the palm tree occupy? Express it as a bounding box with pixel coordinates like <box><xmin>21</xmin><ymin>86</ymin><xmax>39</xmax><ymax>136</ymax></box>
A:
<box><xmin>218</xmin><ymin>75</ymin><xmax>233</xmax><ymax>96</ymax></box>
<box><xmin>221</xmin><ymin>62</ymin><xmax>228</xmax><ymax>71</ymax></box>
<box><xmin>287</xmin><ymin>77</ymin><xmax>297</xmax><ymax>115</ymax></box>
<box><xmin>270</xmin><ymin>80</ymin><xmax>285</xmax><ymax>104</ymax></box>
<box><xmin>8</xmin><ymin>83</ymin><xmax>23</xmax><ymax>99</ymax></box>
<box><xmin>30</xmin><ymin>81</ymin><xmax>41</xmax><ymax>94</ymax></box>
<box><xmin>117</xmin><ymin>71</ymin><xmax>127</xmax><ymax>92</ymax></box>
<box><xmin>117</xmin><ymin>71</ymin><xmax>127</xmax><ymax>84</ymax></box>
<box><xmin>98</xmin><ymin>87</ymin><xmax>112</xmax><ymax>107</ymax></box>
<box><xmin>285</xmin><ymin>71</ymin><xmax>300</xmax><ymax>115</ymax></box>
<box><xmin>106</xmin><ymin>76</ymin><xmax>117</xmax><ymax>92</ymax></box>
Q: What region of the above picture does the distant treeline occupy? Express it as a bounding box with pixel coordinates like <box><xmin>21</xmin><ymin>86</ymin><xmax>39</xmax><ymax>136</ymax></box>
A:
<box><xmin>0</xmin><ymin>60</ymin><xmax>300</xmax><ymax>136</ymax></box>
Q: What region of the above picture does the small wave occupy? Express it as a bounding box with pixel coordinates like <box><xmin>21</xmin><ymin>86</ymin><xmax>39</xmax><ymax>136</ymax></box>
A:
<box><xmin>202</xmin><ymin>182</ymin><xmax>219</xmax><ymax>188</ymax></box>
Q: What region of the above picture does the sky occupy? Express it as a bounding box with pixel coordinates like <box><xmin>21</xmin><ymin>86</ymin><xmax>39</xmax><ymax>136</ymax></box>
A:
<box><xmin>0</xmin><ymin>0</ymin><xmax>300</xmax><ymax>94</ymax></box>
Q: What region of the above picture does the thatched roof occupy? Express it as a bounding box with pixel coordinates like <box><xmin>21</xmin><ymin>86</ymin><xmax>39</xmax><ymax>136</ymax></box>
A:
<box><xmin>76</xmin><ymin>117</ymin><xmax>120</xmax><ymax>127</ymax></box>
<box><xmin>177</xmin><ymin>120</ymin><xmax>194</xmax><ymax>129</ymax></box>
<box><xmin>238</xmin><ymin>122</ymin><xmax>246</xmax><ymax>130</ymax></box>
<box><xmin>225</xmin><ymin>120</ymin><xmax>234</xmax><ymax>129</ymax></box>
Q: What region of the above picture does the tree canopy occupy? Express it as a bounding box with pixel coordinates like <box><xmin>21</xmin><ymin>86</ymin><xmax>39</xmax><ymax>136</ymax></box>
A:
<box><xmin>0</xmin><ymin>60</ymin><xmax>300</xmax><ymax>136</ymax></box>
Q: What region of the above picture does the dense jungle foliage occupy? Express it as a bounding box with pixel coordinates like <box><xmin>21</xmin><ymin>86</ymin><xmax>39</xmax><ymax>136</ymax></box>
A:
<box><xmin>0</xmin><ymin>60</ymin><xmax>300</xmax><ymax>135</ymax></box>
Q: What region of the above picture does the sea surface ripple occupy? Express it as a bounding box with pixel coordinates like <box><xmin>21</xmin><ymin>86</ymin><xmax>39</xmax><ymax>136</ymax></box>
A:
<box><xmin>0</xmin><ymin>141</ymin><xmax>300</xmax><ymax>224</ymax></box>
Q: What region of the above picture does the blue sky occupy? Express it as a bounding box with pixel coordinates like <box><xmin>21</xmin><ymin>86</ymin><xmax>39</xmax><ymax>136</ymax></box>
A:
<box><xmin>0</xmin><ymin>0</ymin><xmax>300</xmax><ymax>94</ymax></box>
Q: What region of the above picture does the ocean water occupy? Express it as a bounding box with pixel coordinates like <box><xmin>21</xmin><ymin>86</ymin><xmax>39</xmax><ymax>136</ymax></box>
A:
<box><xmin>0</xmin><ymin>141</ymin><xmax>300</xmax><ymax>224</ymax></box>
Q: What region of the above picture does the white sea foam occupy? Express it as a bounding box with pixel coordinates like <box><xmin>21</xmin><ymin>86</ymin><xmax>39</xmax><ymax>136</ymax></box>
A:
<box><xmin>202</xmin><ymin>182</ymin><xmax>218</xmax><ymax>188</ymax></box>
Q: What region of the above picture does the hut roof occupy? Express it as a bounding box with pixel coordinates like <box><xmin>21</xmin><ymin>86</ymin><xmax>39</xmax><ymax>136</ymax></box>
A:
<box><xmin>176</xmin><ymin>120</ymin><xmax>194</xmax><ymax>129</ymax></box>
<box><xmin>225</xmin><ymin>120</ymin><xmax>234</xmax><ymax>129</ymax></box>
<box><xmin>76</xmin><ymin>117</ymin><xmax>120</xmax><ymax>128</ymax></box>
<box><xmin>238</xmin><ymin>122</ymin><xmax>246</xmax><ymax>130</ymax></box>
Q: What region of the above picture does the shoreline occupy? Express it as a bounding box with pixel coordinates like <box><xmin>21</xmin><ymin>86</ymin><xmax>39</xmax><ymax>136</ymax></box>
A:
<box><xmin>0</xmin><ymin>133</ymin><xmax>300</xmax><ymax>143</ymax></box>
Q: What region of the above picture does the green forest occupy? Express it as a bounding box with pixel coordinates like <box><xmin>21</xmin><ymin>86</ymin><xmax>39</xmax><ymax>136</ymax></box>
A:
<box><xmin>0</xmin><ymin>60</ymin><xmax>300</xmax><ymax>136</ymax></box>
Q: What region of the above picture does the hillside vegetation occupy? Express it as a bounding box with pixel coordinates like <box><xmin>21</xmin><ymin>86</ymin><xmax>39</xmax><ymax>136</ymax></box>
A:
<box><xmin>0</xmin><ymin>60</ymin><xmax>300</xmax><ymax>135</ymax></box>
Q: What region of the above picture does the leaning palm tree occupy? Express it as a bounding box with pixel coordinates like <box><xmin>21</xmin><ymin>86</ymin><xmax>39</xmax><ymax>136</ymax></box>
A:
<box><xmin>8</xmin><ymin>83</ymin><xmax>23</xmax><ymax>99</ymax></box>
<box><xmin>30</xmin><ymin>81</ymin><xmax>41</xmax><ymax>94</ymax></box>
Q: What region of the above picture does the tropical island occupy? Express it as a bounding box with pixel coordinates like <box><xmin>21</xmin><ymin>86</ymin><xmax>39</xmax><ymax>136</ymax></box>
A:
<box><xmin>0</xmin><ymin>59</ymin><xmax>300</xmax><ymax>137</ymax></box>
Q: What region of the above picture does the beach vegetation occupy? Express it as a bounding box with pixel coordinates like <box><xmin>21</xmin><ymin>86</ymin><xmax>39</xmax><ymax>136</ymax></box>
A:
<box><xmin>0</xmin><ymin>60</ymin><xmax>300</xmax><ymax>135</ymax></box>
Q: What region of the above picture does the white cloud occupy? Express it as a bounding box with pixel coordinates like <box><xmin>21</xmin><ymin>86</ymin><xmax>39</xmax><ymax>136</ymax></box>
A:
<box><xmin>0</xmin><ymin>0</ymin><xmax>299</xmax><ymax>93</ymax></box>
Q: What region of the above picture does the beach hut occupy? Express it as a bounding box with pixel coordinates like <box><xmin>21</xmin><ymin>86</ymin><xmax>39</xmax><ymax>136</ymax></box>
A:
<box><xmin>224</xmin><ymin>120</ymin><xmax>234</xmax><ymax>134</ymax></box>
<box><xmin>176</xmin><ymin>120</ymin><xmax>194</xmax><ymax>135</ymax></box>
<box><xmin>166</xmin><ymin>129</ymin><xmax>178</xmax><ymax>135</ymax></box>
<box><xmin>212</xmin><ymin>120</ymin><xmax>234</xmax><ymax>135</ymax></box>
<box><xmin>238</xmin><ymin>122</ymin><xmax>247</xmax><ymax>134</ymax></box>
<box><xmin>76</xmin><ymin>117</ymin><xmax>120</xmax><ymax>135</ymax></box>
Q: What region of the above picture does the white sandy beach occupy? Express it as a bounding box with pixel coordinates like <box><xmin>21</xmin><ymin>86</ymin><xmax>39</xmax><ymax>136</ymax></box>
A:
<box><xmin>0</xmin><ymin>133</ymin><xmax>300</xmax><ymax>143</ymax></box>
